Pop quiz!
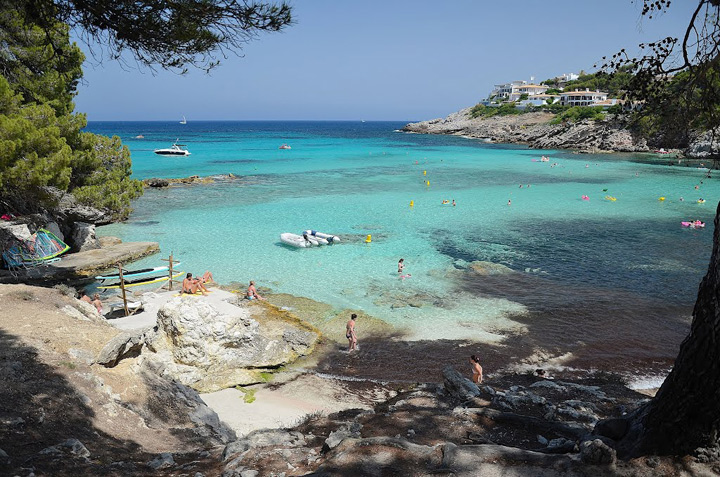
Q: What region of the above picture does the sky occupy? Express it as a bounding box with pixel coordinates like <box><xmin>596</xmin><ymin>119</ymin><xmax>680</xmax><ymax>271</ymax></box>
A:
<box><xmin>73</xmin><ymin>0</ymin><xmax>697</xmax><ymax>121</ymax></box>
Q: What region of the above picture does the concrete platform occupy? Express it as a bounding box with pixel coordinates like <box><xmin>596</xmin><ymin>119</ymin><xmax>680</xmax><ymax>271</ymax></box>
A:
<box><xmin>105</xmin><ymin>287</ymin><xmax>240</xmax><ymax>331</ymax></box>
<box><xmin>0</xmin><ymin>241</ymin><xmax>160</xmax><ymax>284</ymax></box>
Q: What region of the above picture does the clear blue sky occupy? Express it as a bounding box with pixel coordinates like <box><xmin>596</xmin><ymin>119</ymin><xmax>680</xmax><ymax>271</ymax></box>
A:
<box><xmin>74</xmin><ymin>0</ymin><xmax>696</xmax><ymax>121</ymax></box>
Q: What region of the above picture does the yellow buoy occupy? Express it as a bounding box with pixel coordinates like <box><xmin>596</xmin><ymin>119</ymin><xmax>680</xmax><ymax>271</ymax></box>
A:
<box><xmin>365</xmin><ymin>234</ymin><xmax>372</xmax><ymax>243</ymax></box>
<box><xmin>423</xmin><ymin>170</ymin><xmax>427</xmax><ymax>176</ymax></box>
<box><xmin>658</xmin><ymin>197</ymin><xmax>666</xmax><ymax>201</ymax></box>
<box><xmin>410</xmin><ymin>200</ymin><xmax>414</xmax><ymax>207</ymax></box>
<box><xmin>426</xmin><ymin>181</ymin><xmax>430</xmax><ymax>186</ymax></box>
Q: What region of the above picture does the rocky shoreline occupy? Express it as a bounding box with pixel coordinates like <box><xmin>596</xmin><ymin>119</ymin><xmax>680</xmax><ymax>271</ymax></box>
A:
<box><xmin>1</xmin><ymin>281</ymin><xmax>714</xmax><ymax>476</ymax></box>
<box><xmin>403</xmin><ymin>108</ymin><xmax>720</xmax><ymax>157</ymax></box>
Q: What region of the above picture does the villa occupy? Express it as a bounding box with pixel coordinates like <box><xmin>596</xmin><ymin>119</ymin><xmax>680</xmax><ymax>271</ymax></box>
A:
<box><xmin>559</xmin><ymin>89</ymin><xmax>615</xmax><ymax>107</ymax></box>
<box><xmin>484</xmin><ymin>75</ymin><xmax>618</xmax><ymax>109</ymax></box>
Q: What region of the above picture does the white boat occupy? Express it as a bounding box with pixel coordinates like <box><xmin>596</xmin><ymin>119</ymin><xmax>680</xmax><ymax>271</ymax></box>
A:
<box><xmin>304</xmin><ymin>230</ymin><xmax>340</xmax><ymax>244</ymax></box>
<box><xmin>180</xmin><ymin>115</ymin><xmax>187</xmax><ymax>125</ymax></box>
<box><xmin>280</xmin><ymin>230</ymin><xmax>341</xmax><ymax>248</ymax></box>
<box><xmin>154</xmin><ymin>140</ymin><xmax>191</xmax><ymax>156</ymax></box>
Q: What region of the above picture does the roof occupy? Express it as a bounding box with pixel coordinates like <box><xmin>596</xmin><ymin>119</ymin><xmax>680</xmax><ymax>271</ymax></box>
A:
<box><xmin>561</xmin><ymin>90</ymin><xmax>608</xmax><ymax>96</ymax></box>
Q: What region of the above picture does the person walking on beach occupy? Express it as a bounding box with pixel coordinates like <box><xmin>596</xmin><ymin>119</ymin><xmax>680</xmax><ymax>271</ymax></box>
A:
<box><xmin>470</xmin><ymin>355</ymin><xmax>483</xmax><ymax>384</ymax></box>
<box><xmin>346</xmin><ymin>313</ymin><xmax>358</xmax><ymax>352</ymax></box>
<box><xmin>398</xmin><ymin>258</ymin><xmax>405</xmax><ymax>274</ymax></box>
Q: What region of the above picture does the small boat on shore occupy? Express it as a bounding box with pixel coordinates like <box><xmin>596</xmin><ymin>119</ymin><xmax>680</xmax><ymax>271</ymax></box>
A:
<box><xmin>280</xmin><ymin>230</ymin><xmax>341</xmax><ymax>248</ymax></box>
<box><xmin>154</xmin><ymin>140</ymin><xmax>191</xmax><ymax>156</ymax></box>
<box><xmin>95</xmin><ymin>264</ymin><xmax>181</xmax><ymax>282</ymax></box>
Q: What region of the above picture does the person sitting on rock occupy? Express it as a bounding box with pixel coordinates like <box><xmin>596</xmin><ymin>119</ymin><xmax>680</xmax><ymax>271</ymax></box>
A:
<box><xmin>199</xmin><ymin>270</ymin><xmax>214</xmax><ymax>284</ymax></box>
<box><xmin>246</xmin><ymin>281</ymin><xmax>264</xmax><ymax>300</ymax></box>
<box><xmin>182</xmin><ymin>273</ymin><xmax>208</xmax><ymax>295</ymax></box>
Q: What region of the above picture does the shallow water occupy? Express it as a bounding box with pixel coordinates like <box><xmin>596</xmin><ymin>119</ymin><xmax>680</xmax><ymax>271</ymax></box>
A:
<box><xmin>91</xmin><ymin>121</ymin><xmax>717</xmax><ymax>384</ymax></box>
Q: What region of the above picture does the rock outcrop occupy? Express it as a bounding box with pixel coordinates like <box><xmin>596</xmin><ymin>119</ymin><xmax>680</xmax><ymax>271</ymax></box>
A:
<box><xmin>0</xmin><ymin>284</ymin><xmax>233</xmax><ymax>476</ymax></box>
<box><xmin>69</xmin><ymin>222</ymin><xmax>100</xmax><ymax>252</ymax></box>
<box><xmin>404</xmin><ymin>108</ymin><xmax>650</xmax><ymax>153</ymax></box>
<box><xmin>143</xmin><ymin>296</ymin><xmax>320</xmax><ymax>392</ymax></box>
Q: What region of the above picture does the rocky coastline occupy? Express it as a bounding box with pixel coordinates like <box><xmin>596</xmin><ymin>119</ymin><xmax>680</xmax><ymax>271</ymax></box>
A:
<box><xmin>2</xmin><ymin>281</ymin><xmax>713</xmax><ymax>476</ymax></box>
<box><xmin>403</xmin><ymin>108</ymin><xmax>719</xmax><ymax>157</ymax></box>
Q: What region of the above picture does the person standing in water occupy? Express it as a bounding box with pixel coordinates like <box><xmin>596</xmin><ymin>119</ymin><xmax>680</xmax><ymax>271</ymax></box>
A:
<box><xmin>346</xmin><ymin>313</ymin><xmax>358</xmax><ymax>352</ymax></box>
<box><xmin>470</xmin><ymin>355</ymin><xmax>483</xmax><ymax>384</ymax></box>
<box><xmin>398</xmin><ymin>258</ymin><xmax>405</xmax><ymax>274</ymax></box>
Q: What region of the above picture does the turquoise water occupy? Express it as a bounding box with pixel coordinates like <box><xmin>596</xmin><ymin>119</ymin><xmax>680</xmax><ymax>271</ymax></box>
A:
<box><xmin>91</xmin><ymin>121</ymin><xmax>717</xmax><ymax>378</ymax></box>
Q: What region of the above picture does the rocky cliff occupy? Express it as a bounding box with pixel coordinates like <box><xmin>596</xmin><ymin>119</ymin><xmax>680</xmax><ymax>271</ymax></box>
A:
<box><xmin>404</xmin><ymin>108</ymin><xmax>650</xmax><ymax>153</ymax></box>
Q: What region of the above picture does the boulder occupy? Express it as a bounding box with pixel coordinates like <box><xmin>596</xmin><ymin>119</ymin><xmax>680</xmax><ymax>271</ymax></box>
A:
<box><xmin>579</xmin><ymin>438</ymin><xmax>616</xmax><ymax>465</ymax></box>
<box><xmin>70</xmin><ymin>222</ymin><xmax>100</xmax><ymax>252</ymax></box>
<box><xmin>96</xmin><ymin>330</ymin><xmax>148</xmax><ymax>367</ymax></box>
<box><xmin>323</xmin><ymin>429</ymin><xmax>353</xmax><ymax>452</ymax></box>
<box><xmin>39</xmin><ymin>438</ymin><xmax>90</xmax><ymax>459</ymax></box>
<box><xmin>145</xmin><ymin>178</ymin><xmax>170</xmax><ymax>188</ymax></box>
<box><xmin>442</xmin><ymin>366</ymin><xmax>480</xmax><ymax>401</ymax></box>
<box><xmin>0</xmin><ymin>222</ymin><xmax>32</xmax><ymax>247</ymax></box>
<box><xmin>468</xmin><ymin>261</ymin><xmax>515</xmax><ymax>276</ymax></box>
<box><xmin>147</xmin><ymin>452</ymin><xmax>174</xmax><ymax>470</ymax></box>
<box><xmin>43</xmin><ymin>221</ymin><xmax>64</xmax><ymax>242</ymax></box>
<box><xmin>153</xmin><ymin>297</ymin><xmax>318</xmax><ymax>391</ymax></box>
<box><xmin>223</xmin><ymin>430</ymin><xmax>306</xmax><ymax>461</ymax></box>
<box><xmin>42</xmin><ymin>187</ymin><xmax>109</xmax><ymax>225</ymax></box>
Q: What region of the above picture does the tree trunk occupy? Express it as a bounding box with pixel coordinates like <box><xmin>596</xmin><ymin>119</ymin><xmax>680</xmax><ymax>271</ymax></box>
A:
<box><xmin>613</xmin><ymin>201</ymin><xmax>720</xmax><ymax>458</ymax></box>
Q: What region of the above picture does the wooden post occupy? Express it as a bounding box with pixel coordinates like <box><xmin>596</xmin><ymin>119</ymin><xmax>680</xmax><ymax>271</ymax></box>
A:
<box><xmin>160</xmin><ymin>252</ymin><xmax>181</xmax><ymax>291</ymax></box>
<box><xmin>118</xmin><ymin>262</ymin><xmax>129</xmax><ymax>316</ymax></box>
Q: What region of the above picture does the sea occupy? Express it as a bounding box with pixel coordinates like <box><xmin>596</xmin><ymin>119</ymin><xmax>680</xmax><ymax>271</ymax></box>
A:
<box><xmin>88</xmin><ymin>120</ymin><xmax>718</xmax><ymax>387</ymax></box>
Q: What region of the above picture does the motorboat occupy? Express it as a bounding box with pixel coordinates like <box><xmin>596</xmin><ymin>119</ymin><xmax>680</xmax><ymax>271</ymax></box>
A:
<box><xmin>279</xmin><ymin>144</ymin><xmax>292</xmax><ymax>150</ymax></box>
<box><xmin>280</xmin><ymin>230</ymin><xmax>341</xmax><ymax>248</ymax></box>
<box><xmin>154</xmin><ymin>140</ymin><xmax>191</xmax><ymax>156</ymax></box>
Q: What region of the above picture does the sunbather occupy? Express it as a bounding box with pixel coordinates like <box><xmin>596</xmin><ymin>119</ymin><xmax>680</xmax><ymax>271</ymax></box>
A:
<box><xmin>182</xmin><ymin>273</ymin><xmax>208</xmax><ymax>295</ymax></box>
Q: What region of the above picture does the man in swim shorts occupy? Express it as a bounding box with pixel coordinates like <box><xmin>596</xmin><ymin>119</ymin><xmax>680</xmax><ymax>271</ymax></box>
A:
<box><xmin>346</xmin><ymin>313</ymin><xmax>357</xmax><ymax>352</ymax></box>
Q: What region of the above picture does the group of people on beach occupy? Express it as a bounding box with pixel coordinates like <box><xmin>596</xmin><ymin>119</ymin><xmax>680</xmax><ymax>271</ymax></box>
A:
<box><xmin>181</xmin><ymin>271</ymin><xmax>264</xmax><ymax>301</ymax></box>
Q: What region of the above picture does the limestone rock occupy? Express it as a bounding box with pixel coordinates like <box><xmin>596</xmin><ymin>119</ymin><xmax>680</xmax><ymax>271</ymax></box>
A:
<box><xmin>96</xmin><ymin>330</ymin><xmax>148</xmax><ymax>367</ymax></box>
<box><xmin>42</xmin><ymin>187</ymin><xmax>109</xmax><ymax>225</ymax></box>
<box><xmin>43</xmin><ymin>221</ymin><xmax>64</xmax><ymax>242</ymax></box>
<box><xmin>39</xmin><ymin>439</ymin><xmax>90</xmax><ymax>459</ymax></box>
<box><xmin>0</xmin><ymin>222</ymin><xmax>32</xmax><ymax>247</ymax></box>
<box><xmin>323</xmin><ymin>429</ymin><xmax>352</xmax><ymax>452</ymax></box>
<box><xmin>145</xmin><ymin>178</ymin><xmax>170</xmax><ymax>188</ymax></box>
<box><xmin>442</xmin><ymin>366</ymin><xmax>480</xmax><ymax>401</ymax></box>
<box><xmin>468</xmin><ymin>261</ymin><xmax>515</xmax><ymax>276</ymax></box>
<box><xmin>223</xmin><ymin>430</ymin><xmax>306</xmax><ymax>461</ymax></box>
<box><xmin>154</xmin><ymin>297</ymin><xmax>318</xmax><ymax>391</ymax></box>
<box><xmin>147</xmin><ymin>452</ymin><xmax>175</xmax><ymax>470</ymax></box>
<box><xmin>579</xmin><ymin>438</ymin><xmax>616</xmax><ymax>465</ymax></box>
<box><xmin>70</xmin><ymin>222</ymin><xmax>100</xmax><ymax>252</ymax></box>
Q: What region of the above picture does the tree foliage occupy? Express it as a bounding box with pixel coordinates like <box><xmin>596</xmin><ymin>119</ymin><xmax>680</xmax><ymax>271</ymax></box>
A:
<box><xmin>7</xmin><ymin>0</ymin><xmax>293</xmax><ymax>73</ymax></box>
<box><xmin>599</xmin><ymin>0</ymin><xmax>720</xmax><ymax>154</ymax></box>
<box><xmin>0</xmin><ymin>12</ymin><xmax>142</xmax><ymax>220</ymax></box>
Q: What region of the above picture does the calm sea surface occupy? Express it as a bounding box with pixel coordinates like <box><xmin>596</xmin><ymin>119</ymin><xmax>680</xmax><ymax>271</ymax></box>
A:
<box><xmin>88</xmin><ymin>120</ymin><xmax>718</xmax><ymax>385</ymax></box>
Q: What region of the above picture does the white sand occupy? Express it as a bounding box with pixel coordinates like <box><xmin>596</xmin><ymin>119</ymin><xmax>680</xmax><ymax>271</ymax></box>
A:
<box><xmin>201</xmin><ymin>373</ymin><xmax>393</xmax><ymax>437</ymax></box>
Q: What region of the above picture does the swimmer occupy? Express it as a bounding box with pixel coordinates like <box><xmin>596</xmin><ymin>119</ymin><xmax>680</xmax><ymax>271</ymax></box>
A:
<box><xmin>452</xmin><ymin>199</ymin><xmax>456</xmax><ymax>207</ymax></box>
<box><xmin>398</xmin><ymin>258</ymin><xmax>405</xmax><ymax>274</ymax></box>
<box><xmin>507</xmin><ymin>199</ymin><xmax>511</xmax><ymax>206</ymax></box>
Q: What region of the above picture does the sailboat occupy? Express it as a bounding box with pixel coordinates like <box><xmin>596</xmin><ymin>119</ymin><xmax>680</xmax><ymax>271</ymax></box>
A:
<box><xmin>180</xmin><ymin>115</ymin><xmax>187</xmax><ymax>125</ymax></box>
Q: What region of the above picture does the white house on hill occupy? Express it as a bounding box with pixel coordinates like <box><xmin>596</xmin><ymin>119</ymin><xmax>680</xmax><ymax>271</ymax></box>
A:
<box><xmin>559</xmin><ymin>89</ymin><xmax>610</xmax><ymax>107</ymax></box>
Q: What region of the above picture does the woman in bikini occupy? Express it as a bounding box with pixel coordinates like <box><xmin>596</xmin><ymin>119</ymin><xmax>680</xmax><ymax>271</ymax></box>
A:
<box><xmin>346</xmin><ymin>313</ymin><xmax>357</xmax><ymax>351</ymax></box>
<box><xmin>470</xmin><ymin>355</ymin><xmax>483</xmax><ymax>384</ymax></box>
